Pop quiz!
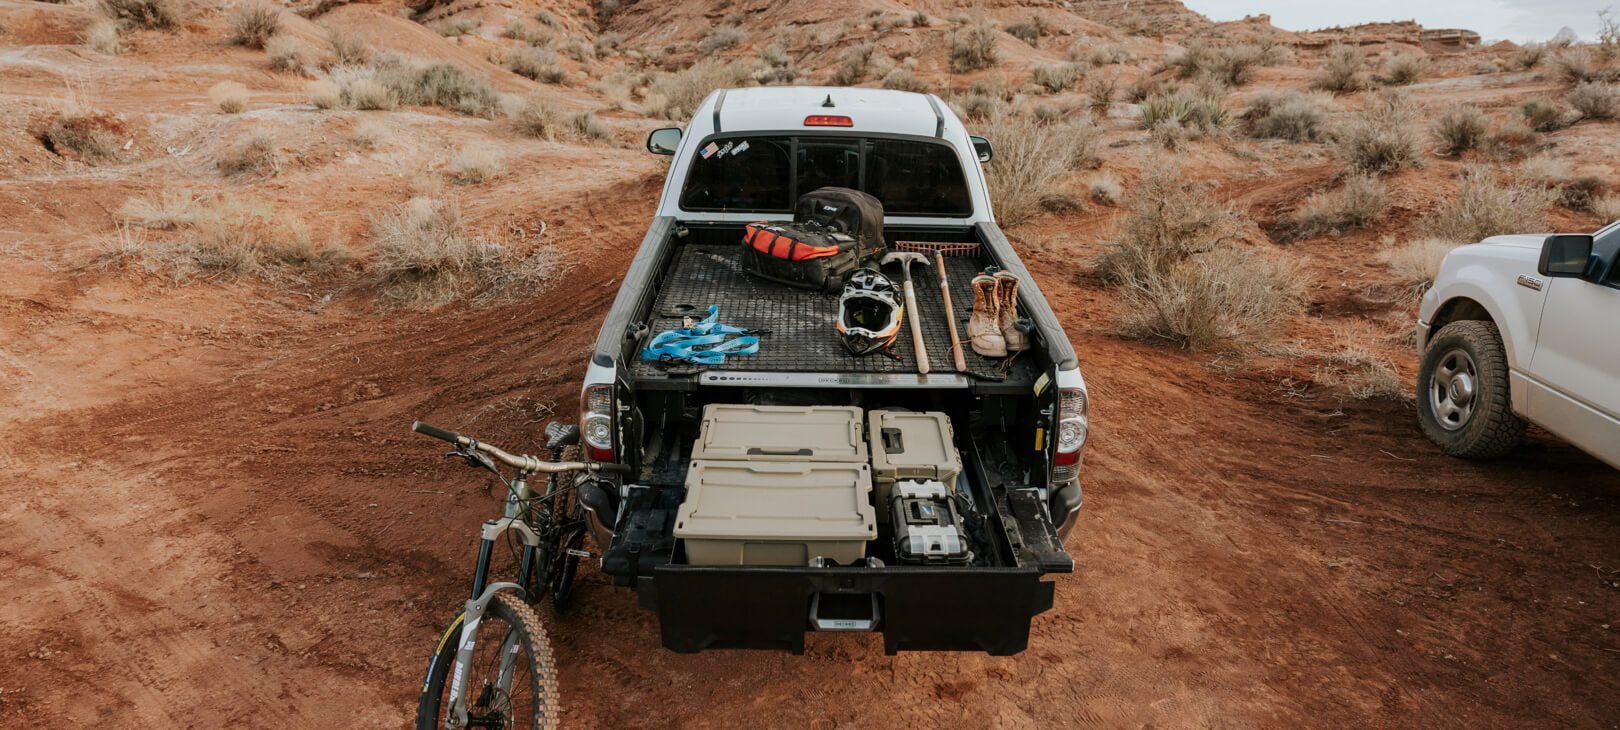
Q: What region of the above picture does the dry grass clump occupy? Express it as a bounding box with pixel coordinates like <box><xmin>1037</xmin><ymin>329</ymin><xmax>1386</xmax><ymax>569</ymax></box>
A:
<box><xmin>228</xmin><ymin>2</ymin><xmax>281</xmax><ymax>49</ymax></box>
<box><xmin>431</xmin><ymin>17</ymin><xmax>480</xmax><ymax>37</ymax></box>
<box><xmin>981</xmin><ymin>112</ymin><xmax>1101</xmax><ymax>225</ymax></box>
<box><xmin>698</xmin><ymin>26</ymin><xmax>744</xmax><ymax>54</ymax></box>
<box><xmin>1077</xmin><ymin>42</ymin><xmax>1130</xmax><ymax>66</ymax></box>
<box><xmin>265</xmin><ymin>35</ymin><xmax>304</xmax><ymax>73</ymax></box>
<box><xmin>644</xmin><ymin>59</ymin><xmax>750</xmax><ymax>121</ymax></box>
<box><xmin>1005</xmin><ymin>20</ymin><xmax>1039</xmax><ymax>47</ymax></box>
<box><xmin>368</xmin><ymin>197</ymin><xmax>566</xmax><ymax>304</ymax></box>
<box><xmin>1512</xmin><ymin>43</ymin><xmax>1547</xmax><ymax>70</ymax></box>
<box><xmin>1139</xmin><ymin>85</ymin><xmax>1229</xmax><ymax>136</ymax></box>
<box><xmin>371</xmin><ymin>54</ymin><xmax>499</xmax><ymax>117</ymax></box>
<box><xmin>1087</xmin><ymin>173</ymin><xmax>1121</xmax><ymax>204</ymax></box>
<box><xmin>1338</xmin><ymin>92</ymin><xmax>1419</xmax><ymax>174</ymax></box>
<box><xmin>1286</xmin><ymin>174</ymin><xmax>1388</xmax><ymax>238</ymax></box>
<box><xmin>219</xmin><ymin>135</ymin><xmax>277</xmax><ymax>177</ymax></box>
<box><xmin>307</xmin><ymin>79</ymin><xmax>341</xmax><ymax>109</ymax></box>
<box><xmin>98</xmin><ymin>0</ymin><xmax>181</xmax><ymax>30</ymax></box>
<box><xmin>753</xmin><ymin>44</ymin><xmax>800</xmax><ymax>85</ymax></box>
<box><xmin>570</xmin><ymin>111</ymin><xmax>612</xmax><ymax>143</ymax></box>
<box><xmin>508</xmin><ymin>47</ymin><xmax>567</xmax><ymax>84</ymax></box>
<box><xmin>1031</xmin><ymin>63</ymin><xmax>1081</xmax><ymax>93</ymax></box>
<box><xmin>830</xmin><ymin>42</ymin><xmax>875</xmax><ymax>85</ymax></box>
<box><xmin>449</xmin><ymin>146</ymin><xmax>501</xmax><ymax>185</ymax></box>
<box><xmin>1382</xmin><ymin>54</ymin><xmax>1429</xmax><ymax>86</ymax></box>
<box><xmin>1593</xmin><ymin>194</ymin><xmax>1620</xmax><ymax>222</ymax></box>
<box><xmin>1169</xmin><ymin>42</ymin><xmax>1267</xmax><ymax>86</ymax></box>
<box><xmin>1097</xmin><ymin>160</ymin><xmax>1241</xmax><ymax>285</ymax></box>
<box><xmin>1086</xmin><ymin>73</ymin><xmax>1116</xmax><ymax>111</ymax></box>
<box><xmin>103</xmin><ymin>197</ymin><xmax>350</xmax><ymax>279</ymax></box>
<box><xmin>1554</xmin><ymin>47</ymin><xmax>1603</xmax><ymax>85</ymax></box>
<box><xmin>1116</xmin><ymin>245</ymin><xmax>1303</xmax><ymax>350</ymax></box>
<box><xmin>1569</xmin><ymin>81</ymin><xmax>1619</xmax><ymax>120</ymax></box>
<box><xmin>1431</xmin><ymin>103</ymin><xmax>1492</xmax><ymax>157</ymax></box>
<box><xmin>1382</xmin><ymin>237</ymin><xmax>1458</xmax><ymax>296</ymax></box>
<box><xmin>1418</xmin><ymin>169</ymin><xmax>1556</xmax><ymax>242</ymax></box>
<box><xmin>43</xmin><ymin>112</ymin><xmax>125</xmax><ymax>163</ymax></box>
<box><xmin>1240</xmin><ymin>89</ymin><xmax>1330</xmax><ymax>142</ymax></box>
<box><xmin>1314</xmin><ymin>46</ymin><xmax>1372</xmax><ymax>94</ymax></box>
<box><xmin>328</xmin><ymin>29</ymin><xmax>371</xmax><ymax>66</ymax></box>
<box><xmin>1518</xmin><ymin>99</ymin><xmax>1572</xmax><ymax>131</ymax></box>
<box><xmin>81</xmin><ymin>19</ymin><xmax>124</xmax><ymax>55</ymax></box>
<box><xmin>881</xmin><ymin>67</ymin><xmax>930</xmax><ymax>93</ymax></box>
<box><xmin>350</xmin><ymin>120</ymin><xmax>389</xmax><ymax>150</ymax></box>
<box><xmin>511</xmin><ymin>93</ymin><xmax>561</xmax><ymax>139</ymax></box>
<box><xmin>209</xmin><ymin>81</ymin><xmax>249</xmax><ymax>113</ymax></box>
<box><xmin>950</xmin><ymin>13</ymin><xmax>1000</xmax><ymax>72</ymax></box>
<box><xmin>116</xmin><ymin>191</ymin><xmax>197</xmax><ymax>229</ymax></box>
<box><xmin>346</xmin><ymin>78</ymin><xmax>397</xmax><ymax>110</ymax></box>
<box><xmin>1314</xmin><ymin>339</ymin><xmax>1404</xmax><ymax>400</ymax></box>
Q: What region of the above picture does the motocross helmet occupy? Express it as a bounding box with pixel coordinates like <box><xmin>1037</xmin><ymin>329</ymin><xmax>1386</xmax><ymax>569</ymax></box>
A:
<box><xmin>837</xmin><ymin>266</ymin><xmax>904</xmax><ymax>356</ymax></box>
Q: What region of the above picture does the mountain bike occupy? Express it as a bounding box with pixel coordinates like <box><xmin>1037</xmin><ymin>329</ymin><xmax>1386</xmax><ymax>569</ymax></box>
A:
<box><xmin>410</xmin><ymin>420</ymin><xmax>628</xmax><ymax>730</ymax></box>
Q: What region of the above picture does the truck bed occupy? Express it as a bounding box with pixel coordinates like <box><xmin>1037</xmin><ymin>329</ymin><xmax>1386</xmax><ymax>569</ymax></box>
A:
<box><xmin>627</xmin><ymin>244</ymin><xmax>1035</xmax><ymax>383</ymax></box>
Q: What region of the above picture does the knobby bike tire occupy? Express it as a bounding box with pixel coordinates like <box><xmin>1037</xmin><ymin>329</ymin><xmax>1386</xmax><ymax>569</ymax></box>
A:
<box><xmin>415</xmin><ymin>592</ymin><xmax>559</xmax><ymax>730</ymax></box>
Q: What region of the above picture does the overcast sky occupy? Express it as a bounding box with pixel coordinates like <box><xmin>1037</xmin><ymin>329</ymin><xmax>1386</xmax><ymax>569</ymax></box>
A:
<box><xmin>1180</xmin><ymin>0</ymin><xmax>1615</xmax><ymax>43</ymax></box>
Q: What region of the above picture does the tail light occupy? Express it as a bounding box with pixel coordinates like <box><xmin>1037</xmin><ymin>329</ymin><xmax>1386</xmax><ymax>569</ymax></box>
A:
<box><xmin>1052</xmin><ymin>387</ymin><xmax>1088</xmax><ymax>483</ymax></box>
<box><xmin>581</xmin><ymin>384</ymin><xmax>614</xmax><ymax>462</ymax></box>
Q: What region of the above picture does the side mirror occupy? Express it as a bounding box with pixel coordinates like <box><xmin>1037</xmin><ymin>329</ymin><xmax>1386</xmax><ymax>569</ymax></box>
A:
<box><xmin>1538</xmin><ymin>234</ymin><xmax>1593</xmax><ymax>277</ymax></box>
<box><xmin>646</xmin><ymin>127</ymin><xmax>681</xmax><ymax>155</ymax></box>
<box><xmin>969</xmin><ymin>135</ymin><xmax>992</xmax><ymax>163</ymax></box>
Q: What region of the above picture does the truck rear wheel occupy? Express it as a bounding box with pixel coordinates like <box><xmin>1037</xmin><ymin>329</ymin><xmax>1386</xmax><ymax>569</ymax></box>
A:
<box><xmin>1417</xmin><ymin>320</ymin><xmax>1525</xmax><ymax>459</ymax></box>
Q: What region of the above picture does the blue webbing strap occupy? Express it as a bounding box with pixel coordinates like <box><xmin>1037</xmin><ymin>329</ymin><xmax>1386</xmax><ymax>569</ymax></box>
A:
<box><xmin>639</xmin><ymin>306</ymin><xmax>760</xmax><ymax>365</ymax></box>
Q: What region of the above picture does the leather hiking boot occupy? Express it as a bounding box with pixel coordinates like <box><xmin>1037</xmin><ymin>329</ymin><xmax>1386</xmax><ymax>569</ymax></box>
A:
<box><xmin>994</xmin><ymin>271</ymin><xmax>1027</xmax><ymax>352</ymax></box>
<box><xmin>968</xmin><ymin>273</ymin><xmax>1007</xmax><ymax>357</ymax></box>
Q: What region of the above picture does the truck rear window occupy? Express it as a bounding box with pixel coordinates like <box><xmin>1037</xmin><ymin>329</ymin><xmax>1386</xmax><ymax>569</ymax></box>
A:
<box><xmin>680</xmin><ymin>135</ymin><xmax>972</xmax><ymax>217</ymax></box>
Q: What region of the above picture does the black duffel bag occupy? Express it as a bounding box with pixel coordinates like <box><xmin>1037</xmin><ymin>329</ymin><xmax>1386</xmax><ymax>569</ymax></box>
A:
<box><xmin>741</xmin><ymin>187</ymin><xmax>886</xmax><ymax>291</ymax></box>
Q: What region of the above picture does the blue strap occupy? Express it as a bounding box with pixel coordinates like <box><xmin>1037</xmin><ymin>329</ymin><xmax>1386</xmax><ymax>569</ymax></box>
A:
<box><xmin>639</xmin><ymin>306</ymin><xmax>760</xmax><ymax>365</ymax></box>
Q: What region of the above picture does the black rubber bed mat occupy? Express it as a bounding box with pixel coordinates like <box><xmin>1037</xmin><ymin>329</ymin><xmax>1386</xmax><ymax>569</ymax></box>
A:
<box><xmin>628</xmin><ymin>245</ymin><xmax>1036</xmax><ymax>382</ymax></box>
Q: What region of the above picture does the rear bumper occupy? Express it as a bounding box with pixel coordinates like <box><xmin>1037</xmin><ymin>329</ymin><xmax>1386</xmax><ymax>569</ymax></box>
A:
<box><xmin>638</xmin><ymin>564</ymin><xmax>1055</xmax><ymax>655</ymax></box>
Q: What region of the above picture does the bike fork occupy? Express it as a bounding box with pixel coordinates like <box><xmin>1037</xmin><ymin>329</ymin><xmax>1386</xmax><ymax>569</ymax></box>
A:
<box><xmin>445</xmin><ymin>518</ymin><xmax>541</xmax><ymax>729</ymax></box>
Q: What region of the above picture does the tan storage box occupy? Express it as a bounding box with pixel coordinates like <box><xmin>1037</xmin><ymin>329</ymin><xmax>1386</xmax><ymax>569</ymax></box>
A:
<box><xmin>675</xmin><ymin>460</ymin><xmax>877</xmax><ymax>566</ymax></box>
<box><xmin>690</xmin><ymin>404</ymin><xmax>867</xmax><ymax>463</ymax></box>
<box><xmin>868</xmin><ymin>410</ymin><xmax>963</xmax><ymax>520</ymax></box>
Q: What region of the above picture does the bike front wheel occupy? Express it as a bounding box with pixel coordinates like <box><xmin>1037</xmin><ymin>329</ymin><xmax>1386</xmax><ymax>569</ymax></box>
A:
<box><xmin>415</xmin><ymin>592</ymin><xmax>559</xmax><ymax>730</ymax></box>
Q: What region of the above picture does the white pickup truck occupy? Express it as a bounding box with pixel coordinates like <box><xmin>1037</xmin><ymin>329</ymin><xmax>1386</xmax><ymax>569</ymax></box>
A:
<box><xmin>1417</xmin><ymin>222</ymin><xmax>1620</xmax><ymax>468</ymax></box>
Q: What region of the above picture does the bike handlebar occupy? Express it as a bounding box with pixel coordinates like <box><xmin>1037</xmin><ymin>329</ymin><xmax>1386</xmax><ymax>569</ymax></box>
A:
<box><xmin>412</xmin><ymin>421</ymin><xmax>631</xmax><ymax>475</ymax></box>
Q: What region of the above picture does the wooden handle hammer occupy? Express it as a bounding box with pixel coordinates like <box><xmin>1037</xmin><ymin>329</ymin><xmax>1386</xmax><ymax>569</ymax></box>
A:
<box><xmin>881</xmin><ymin>251</ymin><xmax>930</xmax><ymax>375</ymax></box>
<box><xmin>935</xmin><ymin>250</ymin><xmax>967</xmax><ymax>372</ymax></box>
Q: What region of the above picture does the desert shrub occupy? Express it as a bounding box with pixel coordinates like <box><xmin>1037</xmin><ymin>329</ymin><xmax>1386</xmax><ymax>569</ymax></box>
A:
<box><xmin>44</xmin><ymin>113</ymin><xmax>124</xmax><ymax>162</ymax></box>
<box><xmin>1518</xmin><ymin>155</ymin><xmax>1574</xmax><ymax>185</ymax></box>
<box><xmin>571</xmin><ymin>111</ymin><xmax>612</xmax><ymax>142</ymax></box>
<box><xmin>508</xmin><ymin>47</ymin><xmax>567</xmax><ymax>83</ymax></box>
<box><xmin>431</xmin><ymin>17</ymin><xmax>480</xmax><ymax>37</ymax></box>
<box><xmin>501</xmin><ymin>20</ymin><xmax>528</xmax><ymax>40</ymax></box>
<box><xmin>1511</xmin><ymin>42</ymin><xmax>1546</xmax><ymax>70</ymax></box>
<box><xmin>347</xmin><ymin>78</ymin><xmax>397</xmax><ymax>110</ymax></box>
<box><xmin>1087</xmin><ymin>73</ymin><xmax>1116</xmax><ymax>112</ymax></box>
<box><xmin>307</xmin><ymin>79</ymin><xmax>341</xmax><ymax>109</ymax></box>
<box><xmin>645</xmin><ymin>59</ymin><xmax>750</xmax><ymax>120</ymax></box>
<box><xmin>881</xmin><ymin>67</ymin><xmax>930</xmax><ymax>93</ymax></box>
<box><xmin>1314</xmin><ymin>46</ymin><xmax>1371</xmax><ymax>94</ymax></box>
<box><xmin>1558</xmin><ymin>176</ymin><xmax>1607</xmax><ymax>211</ymax></box>
<box><xmin>1116</xmin><ymin>245</ymin><xmax>1303</xmax><ymax>350</ymax></box>
<box><xmin>1431</xmin><ymin>103</ymin><xmax>1492</xmax><ymax>156</ymax></box>
<box><xmin>209</xmin><ymin>81</ymin><xmax>249</xmax><ymax>114</ymax></box>
<box><xmin>1286</xmin><ymin>174</ymin><xmax>1388</xmax><ymax>238</ymax></box>
<box><xmin>351</xmin><ymin>120</ymin><xmax>389</xmax><ymax>149</ymax></box>
<box><xmin>1382</xmin><ymin>237</ymin><xmax>1458</xmax><ymax>293</ymax></box>
<box><xmin>1419</xmin><ymin>169</ymin><xmax>1556</xmax><ymax>241</ymax></box>
<box><xmin>375</xmin><ymin>56</ymin><xmax>499</xmax><ymax>117</ymax></box>
<box><xmin>981</xmin><ymin>113</ymin><xmax>1101</xmax><ymax>225</ymax></box>
<box><xmin>229</xmin><ymin>2</ymin><xmax>281</xmax><ymax>49</ymax></box>
<box><xmin>1240</xmin><ymin>89</ymin><xmax>1330</xmax><ymax>142</ymax></box>
<box><xmin>1148</xmin><ymin>119</ymin><xmax>1189</xmax><ymax>150</ymax></box>
<box><xmin>699</xmin><ymin>26</ymin><xmax>744</xmax><ymax>54</ymax></box>
<box><xmin>1314</xmin><ymin>340</ymin><xmax>1404</xmax><ymax>400</ymax></box>
<box><xmin>949</xmin><ymin>13</ymin><xmax>999</xmax><ymax>72</ymax></box>
<box><xmin>1125</xmin><ymin>74</ymin><xmax>1169</xmax><ymax>103</ymax></box>
<box><xmin>368</xmin><ymin>197</ymin><xmax>565</xmax><ymax>304</ymax></box>
<box><xmin>328</xmin><ymin>29</ymin><xmax>372</xmax><ymax>65</ymax></box>
<box><xmin>1594</xmin><ymin>195</ymin><xmax>1620</xmax><ymax>221</ymax></box>
<box><xmin>82</xmin><ymin>19</ymin><xmax>124</xmax><ymax>55</ymax></box>
<box><xmin>1569</xmin><ymin>81</ymin><xmax>1619</xmax><ymax>120</ymax></box>
<box><xmin>1382</xmin><ymin>54</ymin><xmax>1429</xmax><ymax>86</ymax></box>
<box><xmin>1518</xmin><ymin>99</ymin><xmax>1572</xmax><ymax>131</ymax></box>
<box><xmin>511</xmin><ymin>93</ymin><xmax>560</xmax><ymax>139</ymax></box>
<box><xmin>219</xmin><ymin>135</ymin><xmax>277</xmax><ymax>177</ymax></box>
<box><xmin>116</xmin><ymin>191</ymin><xmax>197</xmax><ymax>229</ymax></box>
<box><xmin>830</xmin><ymin>42</ymin><xmax>874</xmax><ymax>85</ymax></box>
<box><xmin>99</xmin><ymin>0</ymin><xmax>180</xmax><ymax>30</ymax></box>
<box><xmin>1087</xmin><ymin>173</ymin><xmax>1121</xmax><ymax>204</ymax></box>
<box><xmin>1139</xmin><ymin>86</ymin><xmax>1228</xmax><ymax>135</ymax></box>
<box><xmin>534</xmin><ymin>9</ymin><xmax>558</xmax><ymax>28</ymax></box>
<box><xmin>1097</xmin><ymin>159</ymin><xmax>1240</xmax><ymax>284</ymax></box>
<box><xmin>184</xmin><ymin>197</ymin><xmax>339</xmax><ymax>275</ymax></box>
<box><xmin>1032</xmin><ymin>63</ymin><xmax>1081</xmax><ymax>93</ymax></box>
<box><xmin>1006</xmin><ymin>21</ymin><xmax>1039</xmax><ymax>47</ymax></box>
<box><xmin>1338</xmin><ymin>92</ymin><xmax>1419</xmax><ymax>174</ymax></box>
<box><xmin>1170</xmin><ymin>43</ymin><xmax>1265</xmax><ymax>86</ymax></box>
<box><xmin>265</xmin><ymin>35</ymin><xmax>304</xmax><ymax>73</ymax></box>
<box><xmin>1080</xmin><ymin>43</ymin><xmax>1130</xmax><ymax>66</ymax></box>
<box><xmin>450</xmin><ymin>146</ymin><xmax>500</xmax><ymax>184</ymax></box>
<box><xmin>1555</xmin><ymin>47</ymin><xmax>1598</xmax><ymax>84</ymax></box>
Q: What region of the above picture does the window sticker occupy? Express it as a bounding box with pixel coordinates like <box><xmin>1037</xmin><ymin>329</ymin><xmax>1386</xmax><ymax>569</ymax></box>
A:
<box><xmin>701</xmin><ymin>141</ymin><xmax>719</xmax><ymax>159</ymax></box>
<box><xmin>732</xmin><ymin>140</ymin><xmax>750</xmax><ymax>156</ymax></box>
